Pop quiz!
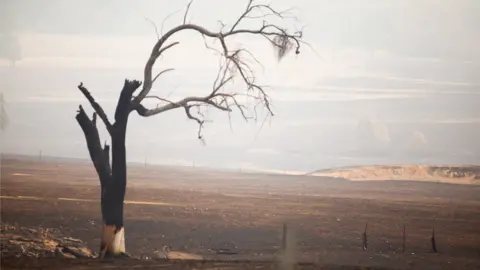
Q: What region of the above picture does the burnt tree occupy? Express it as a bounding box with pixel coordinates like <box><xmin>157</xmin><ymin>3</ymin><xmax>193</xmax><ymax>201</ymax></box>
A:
<box><xmin>75</xmin><ymin>0</ymin><xmax>305</xmax><ymax>257</ymax></box>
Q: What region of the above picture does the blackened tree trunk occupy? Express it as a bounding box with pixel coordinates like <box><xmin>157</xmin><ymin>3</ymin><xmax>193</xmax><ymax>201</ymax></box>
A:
<box><xmin>98</xmin><ymin>123</ymin><xmax>128</xmax><ymax>257</ymax></box>
<box><xmin>76</xmin><ymin>80</ymin><xmax>141</xmax><ymax>257</ymax></box>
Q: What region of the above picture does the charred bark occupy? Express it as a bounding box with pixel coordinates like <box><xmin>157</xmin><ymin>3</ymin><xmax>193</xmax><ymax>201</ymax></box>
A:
<box><xmin>75</xmin><ymin>106</ymin><xmax>111</xmax><ymax>219</ymax></box>
<box><xmin>75</xmin><ymin>80</ymin><xmax>141</xmax><ymax>257</ymax></box>
<box><xmin>105</xmin><ymin>80</ymin><xmax>141</xmax><ymax>226</ymax></box>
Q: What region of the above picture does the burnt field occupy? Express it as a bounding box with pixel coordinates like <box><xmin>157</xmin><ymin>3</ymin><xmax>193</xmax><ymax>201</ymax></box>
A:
<box><xmin>1</xmin><ymin>156</ymin><xmax>480</xmax><ymax>269</ymax></box>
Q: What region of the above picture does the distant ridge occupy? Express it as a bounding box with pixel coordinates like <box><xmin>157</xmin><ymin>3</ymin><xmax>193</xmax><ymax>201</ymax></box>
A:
<box><xmin>308</xmin><ymin>165</ymin><xmax>480</xmax><ymax>184</ymax></box>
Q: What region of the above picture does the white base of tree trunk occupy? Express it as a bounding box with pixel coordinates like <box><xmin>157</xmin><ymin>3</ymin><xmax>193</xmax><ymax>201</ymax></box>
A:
<box><xmin>100</xmin><ymin>225</ymin><xmax>125</xmax><ymax>257</ymax></box>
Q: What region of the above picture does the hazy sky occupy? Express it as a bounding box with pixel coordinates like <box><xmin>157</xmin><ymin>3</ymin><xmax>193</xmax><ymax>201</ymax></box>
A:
<box><xmin>1</xmin><ymin>0</ymin><xmax>479</xmax><ymax>171</ymax></box>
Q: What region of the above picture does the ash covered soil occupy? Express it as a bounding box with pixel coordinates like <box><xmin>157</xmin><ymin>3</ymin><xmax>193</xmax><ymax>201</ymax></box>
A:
<box><xmin>1</xmin><ymin>156</ymin><xmax>479</xmax><ymax>269</ymax></box>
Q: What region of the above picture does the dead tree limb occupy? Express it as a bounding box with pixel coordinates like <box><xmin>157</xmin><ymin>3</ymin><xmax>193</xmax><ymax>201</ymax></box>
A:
<box><xmin>75</xmin><ymin>105</ymin><xmax>111</xmax><ymax>188</ymax></box>
<box><xmin>183</xmin><ymin>0</ymin><xmax>194</xmax><ymax>24</ymax></box>
<box><xmin>77</xmin><ymin>83</ymin><xmax>113</xmax><ymax>135</ymax></box>
<box><xmin>75</xmin><ymin>105</ymin><xmax>112</xmax><ymax>221</ymax></box>
<box><xmin>130</xmin><ymin>0</ymin><xmax>304</xmax><ymax>139</ymax></box>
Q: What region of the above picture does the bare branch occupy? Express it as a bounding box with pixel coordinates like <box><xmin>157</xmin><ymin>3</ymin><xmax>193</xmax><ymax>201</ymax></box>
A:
<box><xmin>161</xmin><ymin>9</ymin><xmax>182</xmax><ymax>36</ymax></box>
<box><xmin>143</xmin><ymin>95</ymin><xmax>174</xmax><ymax>104</ymax></box>
<box><xmin>133</xmin><ymin>13</ymin><xmax>302</xmax><ymax>106</ymax></box>
<box><xmin>130</xmin><ymin>42</ymin><xmax>178</xmax><ymax>106</ymax></box>
<box><xmin>157</xmin><ymin>42</ymin><xmax>180</xmax><ymax>56</ymax></box>
<box><xmin>136</xmin><ymin>93</ymin><xmax>232</xmax><ymax>117</ymax></box>
<box><xmin>183</xmin><ymin>0</ymin><xmax>194</xmax><ymax>25</ymax></box>
<box><xmin>185</xmin><ymin>105</ymin><xmax>204</xmax><ymax>139</ymax></box>
<box><xmin>77</xmin><ymin>83</ymin><xmax>113</xmax><ymax>135</ymax></box>
<box><xmin>230</xmin><ymin>0</ymin><xmax>254</xmax><ymax>31</ymax></box>
<box><xmin>235</xmin><ymin>48</ymin><xmax>265</xmax><ymax>74</ymax></box>
<box><xmin>132</xmin><ymin>0</ymin><xmax>305</xmax><ymax>139</ymax></box>
<box><xmin>202</xmin><ymin>34</ymin><xmax>222</xmax><ymax>55</ymax></box>
<box><xmin>144</xmin><ymin>17</ymin><xmax>160</xmax><ymax>40</ymax></box>
<box><xmin>230</xmin><ymin>0</ymin><xmax>299</xmax><ymax>32</ymax></box>
<box><xmin>152</xmin><ymin>68</ymin><xmax>175</xmax><ymax>85</ymax></box>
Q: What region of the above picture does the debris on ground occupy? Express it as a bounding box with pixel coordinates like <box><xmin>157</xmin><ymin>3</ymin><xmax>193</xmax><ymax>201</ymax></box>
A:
<box><xmin>0</xmin><ymin>223</ymin><xmax>95</xmax><ymax>259</ymax></box>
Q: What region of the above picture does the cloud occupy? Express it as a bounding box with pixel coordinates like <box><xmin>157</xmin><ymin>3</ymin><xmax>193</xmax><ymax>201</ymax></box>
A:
<box><xmin>304</xmin><ymin>0</ymin><xmax>480</xmax><ymax>61</ymax></box>
<box><xmin>247</xmin><ymin>148</ymin><xmax>280</xmax><ymax>155</ymax></box>
<box><xmin>433</xmin><ymin>118</ymin><xmax>480</xmax><ymax>124</ymax></box>
<box><xmin>271</xmin><ymin>90</ymin><xmax>422</xmax><ymax>102</ymax></box>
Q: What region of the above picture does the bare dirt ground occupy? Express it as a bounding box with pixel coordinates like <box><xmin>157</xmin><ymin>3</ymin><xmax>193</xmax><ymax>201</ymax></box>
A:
<box><xmin>1</xmin><ymin>155</ymin><xmax>480</xmax><ymax>269</ymax></box>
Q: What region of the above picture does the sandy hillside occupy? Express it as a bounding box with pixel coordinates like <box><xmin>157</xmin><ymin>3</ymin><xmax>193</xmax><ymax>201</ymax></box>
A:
<box><xmin>308</xmin><ymin>165</ymin><xmax>480</xmax><ymax>184</ymax></box>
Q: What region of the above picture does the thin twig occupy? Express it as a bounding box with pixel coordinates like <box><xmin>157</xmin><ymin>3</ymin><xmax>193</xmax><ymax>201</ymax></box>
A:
<box><xmin>144</xmin><ymin>17</ymin><xmax>160</xmax><ymax>40</ymax></box>
<box><xmin>183</xmin><ymin>0</ymin><xmax>194</xmax><ymax>25</ymax></box>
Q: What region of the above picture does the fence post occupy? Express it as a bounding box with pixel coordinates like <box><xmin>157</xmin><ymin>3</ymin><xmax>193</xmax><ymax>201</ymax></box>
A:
<box><xmin>431</xmin><ymin>227</ymin><xmax>437</xmax><ymax>253</ymax></box>
<box><xmin>362</xmin><ymin>222</ymin><xmax>368</xmax><ymax>250</ymax></box>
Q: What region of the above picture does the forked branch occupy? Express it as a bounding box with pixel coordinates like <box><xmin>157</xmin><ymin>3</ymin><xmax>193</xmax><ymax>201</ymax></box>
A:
<box><xmin>75</xmin><ymin>105</ymin><xmax>111</xmax><ymax>187</ymax></box>
<box><xmin>131</xmin><ymin>0</ymin><xmax>304</xmax><ymax>139</ymax></box>
<box><xmin>132</xmin><ymin>0</ymin><xmax>302</xmax><ymax>105</ymax></box>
